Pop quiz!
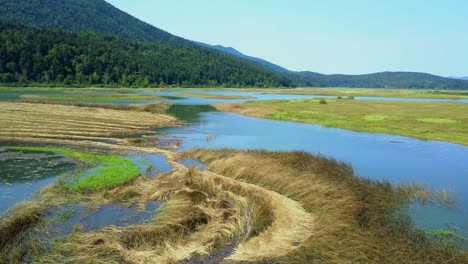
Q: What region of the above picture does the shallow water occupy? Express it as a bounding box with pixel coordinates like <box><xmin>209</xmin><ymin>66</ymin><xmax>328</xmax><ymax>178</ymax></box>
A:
<box><xmin>129</xmin><ymin>152</ymin><xmax>172</xmax><ymax>176</ymax></box>
<box><xmin>0</xmin><ymin>149</ymin><xmax>78</xmax><ymax>214</ymax></box>
<box><xmin>177</xmin><ymin>159</ymin><xmax>207</xmax><ymax>171</ymax></box>
<box><xmin>42</xmin><ymin>201</ymin><xmax>162</xmax><ymax>241</ymax></box>
<box><xmin>81</xmin><ymin>201</ymin><xmax>162</xmax><ymax>231</ymax></box>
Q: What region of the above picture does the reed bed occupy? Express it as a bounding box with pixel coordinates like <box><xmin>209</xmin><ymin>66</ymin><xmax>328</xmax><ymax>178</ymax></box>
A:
<box><xmin>182</xmin><ymin>149</ymin><xmax>468</xmax><ymax>263</ymax></box>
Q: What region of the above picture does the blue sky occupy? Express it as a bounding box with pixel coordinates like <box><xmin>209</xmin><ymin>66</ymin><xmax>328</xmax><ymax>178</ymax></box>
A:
<box><xmin>106</xmin><ymin>0</ymin><xmax>468</xmax><ymax>76</ymax></box>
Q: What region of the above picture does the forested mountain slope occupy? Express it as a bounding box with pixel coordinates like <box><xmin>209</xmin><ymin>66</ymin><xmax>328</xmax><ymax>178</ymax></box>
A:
<box><xmin>0</xmin><ymin>0</ymin><xmax>184</xmax><ymax>43</ymax></box>
<box><xmin>0</xmin><ymin>23</ymin><xmax>291</xmax><ymax>87</ymax></box>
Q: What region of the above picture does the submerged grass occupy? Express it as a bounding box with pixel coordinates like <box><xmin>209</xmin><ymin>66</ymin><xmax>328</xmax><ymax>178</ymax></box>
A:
<box><xmin>183</xmin><ymin>149</ymin><xmax>468</xmax><ymax>263</ymax></box>
<box><xmin>8</xmin><ymin>146</ymin><xmax>141</xmax><ymax>190</ymax></box>
<box><xmin>213</xmin><ymin>98</ymin><xmax>468</xmax><ymax>145</ymax></box>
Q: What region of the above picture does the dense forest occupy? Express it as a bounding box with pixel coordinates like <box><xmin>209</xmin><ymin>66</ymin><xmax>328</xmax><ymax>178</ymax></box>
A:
<box><xmin>0</xmin><ymin>22</ymin><xmax>292</xmax><ymax>87</ymax></box>
<box><xmin>0</xmin><ymin>0</ymin><xmax>185</xmax><ymax>44</ymax></box>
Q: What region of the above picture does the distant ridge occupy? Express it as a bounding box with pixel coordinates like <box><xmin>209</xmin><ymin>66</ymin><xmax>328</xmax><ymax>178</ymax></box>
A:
<box><xmin>449</xmin><ymin>76</ymin><xmax>468</xmax><ymax>81</ymax></box>
<box><xmin>194</xmin><ymin>42</ymin><xmax>290</xmax><ymax>73</ymax></box>
<box><xmin>196</xmin><ymin>42</ymin><xmax>468</xmax><ymax>89</ymax></box>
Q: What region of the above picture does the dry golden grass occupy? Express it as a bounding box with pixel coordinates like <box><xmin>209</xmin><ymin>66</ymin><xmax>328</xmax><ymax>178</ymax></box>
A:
<box><xmin>183</xmin><ymin>149</ymin><xmax>468</xmax><ymax>264</ymax></box>
<box><xmin>0</xmin><ymin>147</ymin><xmax>317</xmax><ymax>263</ymax></box>
<box><xmin>213</xmin><ymin>102</ymin><xmax>275</xmax><ymax>117</ymax></box>
<box><xmin>28</xmin><ymin>165</ymin><xmax>247</xmax><ymax>263</ymax></box>
<box><xmin>0</xmin><ymin>102</ymin><xmax>177</xmax><ymax>147</ymax></box>
<box><xmin>2</xmin><ymin>146</ymin><xmax>466</xmax><ymax>263</ymax></box>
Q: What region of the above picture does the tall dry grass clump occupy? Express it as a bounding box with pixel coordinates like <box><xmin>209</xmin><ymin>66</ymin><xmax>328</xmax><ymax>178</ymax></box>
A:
<box><xmin>182</xmin><ymin>149</ymin><xmax>468</xmax><ymax>263</ymax></box>
<box><xmin>0</xmin><ymin>202</ymin><xmax>46</xmax><ymax>263</ymax></box>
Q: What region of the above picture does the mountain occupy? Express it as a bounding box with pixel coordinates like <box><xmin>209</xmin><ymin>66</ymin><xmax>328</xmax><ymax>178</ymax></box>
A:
<box><xmin>0</xmin><ymin>0</ymin><xmax>184</xmax><ymax>44</ymax></box>
<box><xmin>449</xmin><ymin>76</ymin><xmax>468</xmax><ymax>81</ymax></box>
<box><xmin>1</xmin><ymin>0</ymin><xmax>468</xmax><ymax>89</ymax></box>
<box><xmin>0</xmin><ymin>22</ymin><xmax>291</xmax><ymax>87</ymax></box>
<box><xmin>295</xmin><ymin>71</ymin><xmax>468</xmax><ymax>89</ymax></box>
<box><xmin>197</xmin><ymin>43</ymin><xmax>468</xmax><ymax>89</ymax></box>
<box><xmin>0</xmin><ymin>0</ymin><xmax>292</xmax><ymax>87</ymax></box>
<box><xmin>194</xmin><ymin>42</ymin><xmax>290</xmax><ymax>73</ymax></box>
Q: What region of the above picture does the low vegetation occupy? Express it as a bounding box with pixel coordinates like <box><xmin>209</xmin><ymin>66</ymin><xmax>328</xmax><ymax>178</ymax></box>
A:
<box><xmin>213</xmin><ymin>98</ymin><xmax>468</xmax><ymax>145</ymax></box>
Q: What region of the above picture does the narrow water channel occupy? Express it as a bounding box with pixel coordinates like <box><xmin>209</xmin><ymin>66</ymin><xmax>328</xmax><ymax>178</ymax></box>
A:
<box><xmin>159</xmin><ymin>104</ymin><xmax>468</xmax><ymax>237</ymax></box>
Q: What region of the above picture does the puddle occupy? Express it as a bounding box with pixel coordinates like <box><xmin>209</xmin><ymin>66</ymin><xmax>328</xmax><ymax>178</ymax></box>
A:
<box><xmin>409</xmin><ymin>202</ymin><xmax>468</xmax><ymax>240</ymax></box>
<box><xmin>42</xmin><ymin>201</ymin><xmax>163</xmax><ymax>240</ymax></box>
<box><xmin>129</xmin><ymin>152</ymin><xmax>172</xmax><ymax>177</ymax></box>
<box><xmin>177</xmin><ymin>159</ymin><xmax>206</xmax><ymax>171</ymax></box>
<box><xmin>81</xmin><ymin>201</ymin><xmax>162</xmax><ymax>232</ymax></box>
<box><xmin>0</xmin><ymin>149</ymin><xmax>79</xmax><ymax>214</ymax></box>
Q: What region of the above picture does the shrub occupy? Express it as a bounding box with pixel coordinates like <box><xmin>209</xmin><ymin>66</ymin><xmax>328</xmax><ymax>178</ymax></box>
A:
<box><xmin>319</xmin><ymin>99</ymin><xmax>327</xmax><ymax>104</ymax></box>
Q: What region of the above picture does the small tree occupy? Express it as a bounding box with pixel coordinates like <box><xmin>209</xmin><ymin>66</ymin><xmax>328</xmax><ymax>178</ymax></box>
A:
<box><xmin>319</xmin><ymin>99</ymin><xmax>327</xmax><ymax>104</ymax></box>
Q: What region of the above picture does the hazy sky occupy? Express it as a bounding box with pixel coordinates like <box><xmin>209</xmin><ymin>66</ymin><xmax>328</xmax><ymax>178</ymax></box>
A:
<box><xmin>106</xmin><ymin>0</ymin><xmax>468</xmax><ymax>76</ymax></box>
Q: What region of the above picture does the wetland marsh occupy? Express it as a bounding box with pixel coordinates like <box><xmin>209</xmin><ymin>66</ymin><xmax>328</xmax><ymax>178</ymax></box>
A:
<box><xmin>0</xmin><ymin>88</ymin><xmax>467</xmax><ymax>263</ymax></box>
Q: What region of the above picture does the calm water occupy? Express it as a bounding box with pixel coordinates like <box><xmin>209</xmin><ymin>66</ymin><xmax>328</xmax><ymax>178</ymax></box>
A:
<box><xmin>158</xmin><ymin>104</ymin><xmax>468</xmax><ymax>237</ymax></box>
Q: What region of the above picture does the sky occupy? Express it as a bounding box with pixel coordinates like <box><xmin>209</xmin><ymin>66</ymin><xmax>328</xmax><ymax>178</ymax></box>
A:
<box><xmin>106</xmin><ymin>0</ymin><xmax>468</xmax><ymax>76</ymax></box>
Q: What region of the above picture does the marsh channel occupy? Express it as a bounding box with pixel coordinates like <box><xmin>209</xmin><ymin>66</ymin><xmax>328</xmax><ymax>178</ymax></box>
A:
<box><xmin>1</xmin><ymin>89</ymin><xmax>467</xmax><ymax>239</ymax></box>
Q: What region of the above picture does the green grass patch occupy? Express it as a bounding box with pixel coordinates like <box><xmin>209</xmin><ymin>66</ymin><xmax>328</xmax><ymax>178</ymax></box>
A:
<box><xmin>51</xmin><ymin>208</ymin><xmax>76</xmax><ymax>223</ymax></box>
<box><xmin>430</xmin><ymin>229</ymin><xmax>467</xmax><ymax>247</ymax></box>
<box><xmin>7</xmin><ymin>147</ymin><xmax>141</xmax><ymax>190</ymax></box>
